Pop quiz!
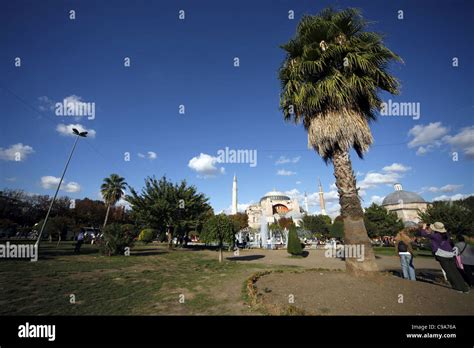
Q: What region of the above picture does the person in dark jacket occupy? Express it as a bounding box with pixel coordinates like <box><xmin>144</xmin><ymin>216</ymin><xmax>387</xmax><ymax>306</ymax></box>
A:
<box><xmin>418</xmin><ymin>222</ymin><xmax>469</xmax><ymax>293</ymax></box>
<box><xmin>394</xmin><ymin>229</ymin><xmax>416</xmax><ymax>281</ymax></box>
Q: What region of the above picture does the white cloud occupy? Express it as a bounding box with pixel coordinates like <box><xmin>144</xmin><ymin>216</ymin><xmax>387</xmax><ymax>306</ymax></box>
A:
<box><xmin>277</xmin><ymin>169</ymin><xmax>296</xmax><ymax>176</ymax></box>
<box><xmin>40</xmin><ymin>176</ymin><xmax>81</xmax><ymax>193</ymax></box>
<box><xmin>38</xmin><ymin>96</ymin><xmax>54</xmax><ymax>111</ymax></box>
<box><xmin>383</xmin><ymin>163</ymin><xmax>411</xmax><ymax>173</ymax></box>
<box><xmin>5</xmin><ymin>177</ymin><xmax>17</xmax><ymax>182</ymax></box>
<box><xmin>223</xmin><ymin>201</ymin><xmax>254</xmax><ymax>214</ymax></box>
<box><xmin>423</xmin><ymin>184</ymin><xmax>463</xmax><ymax>193</ymax></box>
<box><xmin>408</xmin><ymin>122</ymin><xmax>449</xmax><ymax>148</ymax></box>
<box><xmin>408</xmin><ymin>122</ymin><xmax>449</xmax><ymax>155</ymax></box>
<box><xmin>416</xmin><ymin>146</ymin><xmax>430</xmax><ymax>156</ymax></box>
<box><xmin>369</xmin><ymin>195</ymin><xmax>384</xmax><ymax>205</ymax></box>
<box><xmin>359</xmin><ymin>172</ymin><xmax>400</xmax><ymax>190</ymax></box>
<box><xmin>0</xmin><ymin>143</ymin><xmax>34</xmax><ymax>162</ymax></box>
<box><xmin>116</xmin><ymin>197</ymin><xmax>132</xmax><ymax>211</ymax></box>
<box><xmin>275</xmin><ymin>155</ymin><xmax>301</xmax><ymax>165</ymax></box>
<box><xmin>56</xmin><ymin>123</ymin><xmax>96</xmax><ymax>138</ymax></box>
<box><xmin>443</xmin><ymin>126</ymin><xmax>474</xmax><ymax>159</ymax></box>
<box><xmin>188</xmin><ymin>153</ymin><xmax>225</xmax><ymax>178</ymax></box>
<box><xmin>432</xmin><ymin>193</ymin><xmax>473</xmax><ymax>202</ymax></box>
<box><xmin>138</xmin><ymin>151</ymin><xmax>157</xmax><ymax>160</ymax></box>
<box><xmin>296</xmin><ymin>181</ymin><xmax>302</xmax><ymax>185</ymax></box>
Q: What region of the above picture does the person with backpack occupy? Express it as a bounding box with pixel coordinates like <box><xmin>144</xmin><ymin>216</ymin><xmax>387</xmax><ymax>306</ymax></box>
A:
<box><xmin>418</xmin><ymin>222</ymin><xmax>469</xmax><ymax>293</ymax></box>
<box><xmin>454</xmin><ymin>235</ymin><xmax>474</xmax><ymax>287</ymax></box>
<box><xmin>394</xmin><ymin>229</ymin><xmax>416</xmax><ymax>281</ymax></box>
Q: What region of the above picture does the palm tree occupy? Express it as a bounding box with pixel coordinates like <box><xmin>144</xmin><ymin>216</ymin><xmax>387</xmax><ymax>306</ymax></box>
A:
<box><xmin>100</xmin><ymin>174</ymin><xmax>127</xmax><ymax>228</ymax></box>
<box><xmin>278</xmin><ymin>8</ymin><xmax>401</xmax><ymax>273</ymax></box>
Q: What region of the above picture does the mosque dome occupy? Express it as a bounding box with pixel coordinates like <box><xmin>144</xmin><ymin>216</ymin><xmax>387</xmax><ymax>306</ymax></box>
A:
<box><xmin>382</xmin><ymin>183</ymin><xmax>426</xmax><ymax>206</ymax></box>
<box><xmin>260</xmin><ymin>190</ymin><xmax>291</xmax><ymax>203</ymax></box>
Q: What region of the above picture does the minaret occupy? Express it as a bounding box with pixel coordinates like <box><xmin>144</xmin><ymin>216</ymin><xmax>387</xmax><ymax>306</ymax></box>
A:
<box><xmin>304</xmin><ymin>192</ymin><xmax>309</xmax><ymax>213</ymax></box>
<box><xmin>231</xmin><ymin>174</ymin><xmax>238</xmax><ymax>214</ymax></box>
<box><xmin>318</xmin><ymin>179</ymin><xmax>326</xmax><ymax>215</ymax></box>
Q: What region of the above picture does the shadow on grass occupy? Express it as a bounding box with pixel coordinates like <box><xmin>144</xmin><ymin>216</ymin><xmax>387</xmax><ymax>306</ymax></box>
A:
<box><xmin>131</xmin><ymin>249</ymin><xmax>169</xmax><ymax>257</ymax></box>
<box><xmin>387</xmin><ymin>268</ymin><xmax>453</xmax><ymax>290</ymax></box>
<box><xmin>226</xmin><ymin>255</ymin><xmax>265</xmax><ymax>261</ymax></box>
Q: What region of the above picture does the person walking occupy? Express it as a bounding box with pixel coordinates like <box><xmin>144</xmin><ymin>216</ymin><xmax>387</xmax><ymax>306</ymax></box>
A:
<box><xmin>418</xmin><ymin>222</ymin><xmax>469</xmax><ymax>293</ymax></box>
<box><xmin>454</xmin><ymin>235</ymin><xmax>474</xmax><ymax>287</ymax></box>
<box><xmin>74</xmin><ymin>230</ymin><xmax>84</xmax><ymax>254</ymax></box>
<box><xmin>394</xmin><ymin>229</ymin><xmax>416</xmax><ymax>281</ymax></box>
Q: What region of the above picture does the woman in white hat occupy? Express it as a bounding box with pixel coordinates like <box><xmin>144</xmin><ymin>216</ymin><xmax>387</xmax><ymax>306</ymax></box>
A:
<box><xmin>418</xmin><ymin>222</ymin><xmax>469</xmax><ymax>293</ymax></box>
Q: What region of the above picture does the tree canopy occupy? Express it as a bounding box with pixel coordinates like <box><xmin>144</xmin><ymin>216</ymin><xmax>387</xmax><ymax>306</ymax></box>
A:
<box><xmin>419</xmin><ymin>199</ymin><xmax>473</xmax><ymax>236</ymax></box>
<box><xmin>126</xmin><ymin>176</ymin><xmax>212</xmax><ymax>239</ymax></box>
<box><xmin>363</xmin><ymin>203</ymin><xmax>404</xmax><ymax>238</ymax></box>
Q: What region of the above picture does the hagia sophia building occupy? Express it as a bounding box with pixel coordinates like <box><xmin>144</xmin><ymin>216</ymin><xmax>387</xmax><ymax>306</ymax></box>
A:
<box><xmin>231</xmin><ymin>175</ymin><xmax>429</xmax><ymax>229</ymax></box>
<box><xmin>231</xmin><ymin>175</ymin><xmax>327</xmax><ymax>229</ymax></box>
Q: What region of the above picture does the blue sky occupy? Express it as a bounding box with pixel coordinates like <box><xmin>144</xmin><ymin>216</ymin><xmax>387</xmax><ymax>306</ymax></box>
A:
<box><xmin>1</xmin><ymin>0</ymin><xmax>473</xmax><ymax>217</ymax></box>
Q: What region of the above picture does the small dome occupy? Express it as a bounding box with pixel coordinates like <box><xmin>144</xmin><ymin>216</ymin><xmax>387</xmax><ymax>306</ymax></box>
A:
<box><xmin>382</xmin><ymin>190</ymin><xmax>426</xmax><ymax>206</ymax></box>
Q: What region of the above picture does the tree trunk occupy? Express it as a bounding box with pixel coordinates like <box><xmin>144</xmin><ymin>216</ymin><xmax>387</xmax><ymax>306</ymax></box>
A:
<box><xmin>332</xmin><ymin>149</ymin><xmax>378</xmax><ymax>274</ymax></box>
<box><xmin>103</xmin><ymin>205</ymin><xmax>111</xmax><ymax>229</ymax></box>
<box><xmin>218</xmin><ymin>247</ymin><xmax>223</xmax><ymax>263</ymax></box>
<box><xmin>167</xmin><ymin>227</ymin><xmax>173</xmax><ymax>249</ymax></box>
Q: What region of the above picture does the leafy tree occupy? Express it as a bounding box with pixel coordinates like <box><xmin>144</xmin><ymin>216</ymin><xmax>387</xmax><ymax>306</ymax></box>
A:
<box><xmin>278</xmin><ymin>217</ymin><xmax>295</xmax><ymax>230</ymax></box>
<box><xmin>302</xmin><ymin>214</ymin><xmax>331</xmax><ymax>236</ymax></box>
<box><xmin>200</xmin><ymin>214</ymin><xmax>235</xmax><ymax>262</ymax></box>
<box><xmin>127</xmin><ymin>176</ymin><xmax>212</xmax><ymax>249</ymax></box>
<box><xmin>0</xmin><ymin>219</ymin><xmax>18</xmax><ymax>237</ymax></box>
<box><xmin>269</xmin><ymin>222</ymin><xmax>280</xmax><ymax>231</ymax></box>
<box><xmin>101</xmin><ymin>174</ymin><xmax>127</xmax><ymax>228</ymax></box>
<box><xmin>287</xmin><ymin>225</ymin><xmax>303</xmax><ymax>256</ymax></box>
<box><xmin>229</xmin><ymin>212</ymin><xmax>248</xmax><ymax>232</ymax></box>
<box><xmin>363</xmin><ymin>203</ymin><xmax>404</xmax><ymax>238</ymax></box>
<box><xmin>329</xmin><ymin>220</ymin><xmax>344</xmax><ymax>239</ymax></box>
<box><xmin>419</xmin><ymin>200</ymin><xmax>473</xmax><ymax>236</ymax></box>
<box><xmin>37</xmin><ymin>216</ymin><xmax>74</xmax><ymax>242</ymax></box>
<box><xmin>278</xmin><ymin>8</ymin><xmax>401</xmax><ymax>272</ymax></box>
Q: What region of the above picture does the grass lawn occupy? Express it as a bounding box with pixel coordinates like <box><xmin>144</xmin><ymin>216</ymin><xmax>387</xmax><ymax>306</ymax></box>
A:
<box><xmin>0</xmin><ymin>242</ymin><xmax>276</xmax><ymax>315</ymax></box>
<box><xmin>373</xmin><ymin>246</ymin><xmax>433</xmax><ymax>257</ymax></box>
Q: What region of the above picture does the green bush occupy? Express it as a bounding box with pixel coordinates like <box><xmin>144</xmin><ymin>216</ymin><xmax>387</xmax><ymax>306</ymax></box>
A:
<box><xmin>100</xmin><ymin>223</ymin><xmax>135</xmax><ymax>256</ymax></box>
<box><xmin>329</xmin><ymin>220</ymin><xmax>344</xmax><ymax>239</ymax></box>
<box><xmin>138</xmin><ymin>229</ymin><xmax>155</xmax><ymax>243</ymax></box>
<box><xmin>287</xmin><ymin>225</ymin><xmax>303</xmax><ymax>256</ymax></box>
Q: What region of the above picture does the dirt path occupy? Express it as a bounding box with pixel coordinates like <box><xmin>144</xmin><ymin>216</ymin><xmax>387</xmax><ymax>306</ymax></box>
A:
<box><xmin>254</xmin><ymin>270</ymin><xmax>474</xmax><ymax>315</ymax></box>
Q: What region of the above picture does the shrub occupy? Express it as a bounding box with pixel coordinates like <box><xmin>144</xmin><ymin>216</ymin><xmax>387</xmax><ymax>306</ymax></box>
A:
<box><xmin>100</xmin><ymin>223</ymin><xmax>135</xmax><ymax>256</ymax></box>
<box><xmin>287</xmin><ymin>225</ymin><xmax>303</xmax><ymax>256</ymax></box>
<box><xmin>138</xmin><ymin>229</ymin><xmax>155</xmax><ymax>244</ymax></box>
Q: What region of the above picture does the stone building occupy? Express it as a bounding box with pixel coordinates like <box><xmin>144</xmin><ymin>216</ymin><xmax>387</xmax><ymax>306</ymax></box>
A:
<box><xmin>381</xmin><ymin>183</ymin><xmax>429</xmax><ymax>226</ymax></box>
<box><xmin>246</xmin><ymin>190</ymin><xmax>305</xmax><ymax>229</ymax></box>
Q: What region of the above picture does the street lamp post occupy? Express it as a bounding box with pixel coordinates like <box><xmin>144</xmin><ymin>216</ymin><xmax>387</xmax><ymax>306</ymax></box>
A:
<box><xmin>35</xmin><ymin>128</ymin><xmax>87</xmax><ymax>248</ymax></box>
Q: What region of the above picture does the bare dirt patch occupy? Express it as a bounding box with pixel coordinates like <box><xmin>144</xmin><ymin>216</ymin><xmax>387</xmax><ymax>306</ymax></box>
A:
<box><xmin>255</xmin><ymin>270</ymin><xmax>474</xmax><ymax>315</ymax></box>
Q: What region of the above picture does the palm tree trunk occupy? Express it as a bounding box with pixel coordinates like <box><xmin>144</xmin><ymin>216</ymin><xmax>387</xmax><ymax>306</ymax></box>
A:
<box><xmin>103</xmin><ymin>205</ymin><xmax>111</xmax><ymax>228</ymax></box>
<box><xmin>333</xmin><ymin>149</ymin><xmax>378</xmax><ymax>273</ymax></box>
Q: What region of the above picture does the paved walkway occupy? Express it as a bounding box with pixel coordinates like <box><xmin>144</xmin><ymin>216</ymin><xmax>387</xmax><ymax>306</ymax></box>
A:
<box><xmin>224</xmin><ymin>248</ymin><xmax>441</xmax><ymax>273</ymax></box>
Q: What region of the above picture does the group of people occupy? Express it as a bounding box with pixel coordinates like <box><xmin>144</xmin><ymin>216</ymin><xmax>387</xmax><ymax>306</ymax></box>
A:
<box><xmin>394</xmin><ymin>222</ymin><xmax>473</xmax><ymax>293</ymax></box>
